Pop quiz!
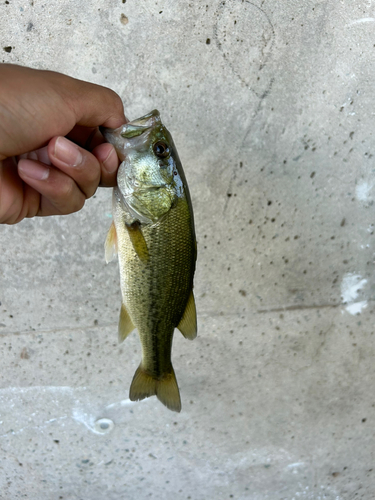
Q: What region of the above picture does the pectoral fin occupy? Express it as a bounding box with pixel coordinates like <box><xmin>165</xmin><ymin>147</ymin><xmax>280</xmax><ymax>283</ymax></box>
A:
<box><xmin>126</xmin><ymin>221</ymin><xmax>149</xmax><ymax>262</ymax></box>
<box><xmin>105</xmin><ymin>222</ymin><xmax>118</xmax><ymax>263</ymax></box>
<box><xmin>118</xmin><ymin>303</ymin><xmax>135</xmax><ymax>343</ymax></box>
<box><xmin>177</xmin><ymin>291</ymin><xmax>197</xmax><ymax>340</ymax></box>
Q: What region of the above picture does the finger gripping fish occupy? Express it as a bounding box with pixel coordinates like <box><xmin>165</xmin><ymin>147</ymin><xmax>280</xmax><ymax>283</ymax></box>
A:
<box><xmin>102</xmin><ymin>110</ymin><xmax>197</xmax><ymax>413</ymax></box>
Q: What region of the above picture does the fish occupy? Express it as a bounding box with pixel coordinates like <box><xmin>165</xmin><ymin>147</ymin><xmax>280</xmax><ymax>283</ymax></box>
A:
<box><xmin>101</xmin><ymin>110</ymin><xmax>197</xmax><ymax>413</ymax></box>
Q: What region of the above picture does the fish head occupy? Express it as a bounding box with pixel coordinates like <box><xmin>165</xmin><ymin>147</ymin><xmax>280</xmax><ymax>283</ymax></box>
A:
<box><xmin>101</xmin><ymin>110</ymin><xmax>184</xmax><ymax>223</ymax></box>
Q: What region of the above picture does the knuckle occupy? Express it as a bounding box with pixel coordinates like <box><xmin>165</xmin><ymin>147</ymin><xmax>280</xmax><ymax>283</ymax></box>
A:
<box><xmin>76</xmin><ymin>155</ymin><xmax>100</xmax><ymax>189</ymax></box>
<box><xmin>70</xmin><ymin>196</ymin><xmax>85</xmax><ymax>214</ymax></box>
<box><xmin>62</xmin><ymin>154</ymin><xmax>100</xmax><ymax>199</ymax></box>
<box><xmin>68</xmin><ymin>187</ymin><xmax>86</xmax><ymax>212</ymax></box>
<box><xmin>104</xmin><ymin>87</ymin><xmax>122</xmax><ymax>108</ymax></box>
<box><xmin>55</xmin><ymin>178</ymin><xmax>85</xmax><ymax>214</ymax></box>
<box><xmin>59</xmin><ymin>177</ymin><xmax>75</xmax><ymax>200</ymax></box>
<box><xmin>112</xmin><ymin>92</ymin><xmax>124</xmax><ymax>110</ymax></box>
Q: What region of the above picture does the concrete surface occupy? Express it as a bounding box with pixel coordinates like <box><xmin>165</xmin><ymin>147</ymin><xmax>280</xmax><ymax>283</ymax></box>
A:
<box><xmin>1</xmin><ymin>1</ymin><xmax>375</xmax><ymax>498</ymax></box>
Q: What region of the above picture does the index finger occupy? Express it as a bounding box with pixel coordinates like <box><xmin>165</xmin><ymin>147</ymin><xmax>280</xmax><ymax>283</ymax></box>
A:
<box><xmin>0</xmin><ymin>65</ymin><xmax>127</xmax><ymax>159</ymax></box>
<box><xmin>50</xmin><ymin>72</ymin><xmax>128</xmax><ymax>129</ymax></box>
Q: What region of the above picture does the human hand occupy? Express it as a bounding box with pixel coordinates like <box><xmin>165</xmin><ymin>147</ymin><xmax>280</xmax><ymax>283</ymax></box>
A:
<box><xmin>0</xmin><ymin>64</ymin><xmax>127</xmax><ymax>224</ymax></box>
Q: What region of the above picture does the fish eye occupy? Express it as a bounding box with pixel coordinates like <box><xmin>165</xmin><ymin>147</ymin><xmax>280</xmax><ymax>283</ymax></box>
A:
<box><xmin>153</xmin><ymin>141</ymin><xmax>170</xmax><ymax>158</ymax></box>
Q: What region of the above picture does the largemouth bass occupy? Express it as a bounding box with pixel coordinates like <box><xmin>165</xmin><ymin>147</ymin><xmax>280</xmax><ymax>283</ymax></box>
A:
<box><xmin>102</xmin><ymin>110</ymin><xmax>197</xmax><ymax>413</ymax></box>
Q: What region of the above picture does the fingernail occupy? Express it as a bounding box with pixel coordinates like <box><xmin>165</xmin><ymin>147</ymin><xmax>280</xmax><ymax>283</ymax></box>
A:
<box><xmin>54</xmin><ymin>137</ymin><xmax>82</xmax><ymax>167</ymax></box>
<box><xmin>18</xmin><ymin>159</ymin><xmax>50</xmax><ymax>180</ymax></box>
<box><xmin>103</xmin><ymin>147</ymin><xmax>118</xmax><ymax>173</ymax></box>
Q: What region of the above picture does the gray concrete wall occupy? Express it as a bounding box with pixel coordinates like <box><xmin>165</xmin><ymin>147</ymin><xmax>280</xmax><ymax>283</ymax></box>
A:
<box><xmin>1</xmin><ymin>1</ymin><xmax>374</xmax><ymax>498</ymax></box>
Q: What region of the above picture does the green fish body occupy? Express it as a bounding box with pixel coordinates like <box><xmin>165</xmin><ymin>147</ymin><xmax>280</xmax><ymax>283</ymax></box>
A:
<box><xmin>102</xmin><ymin>110</ymin><xmax>197</xmax><ymax>412</ymax></box>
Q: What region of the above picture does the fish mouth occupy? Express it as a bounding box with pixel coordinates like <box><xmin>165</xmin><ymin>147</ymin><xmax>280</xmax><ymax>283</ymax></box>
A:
<box><xmin>100</xmin><ymin>110</ymin><xmax>163</xmax><ymax>159</ymax></box>
<box><xmin>99</xmin><ymin>125</ymin><xmax>116</xmax><ymax>143</ymax></box>
<box><xmin>99</xmin><ymin>125</ymin><xmax>111</xmax><ymax>136</ymax></box>
<box><xmin>100</xmin><ymin>110</ymin><xmax>161</xmax><ymax>140</ymax></box>
<box><xmin>118</xmin><ymin>110</ymin><xmax>161</xmax><ymax>139</ymax></box>
<box><xmin>131</xmin><ymin>109</ymin><xmax>161</xmax><ymax>127</ymax></box>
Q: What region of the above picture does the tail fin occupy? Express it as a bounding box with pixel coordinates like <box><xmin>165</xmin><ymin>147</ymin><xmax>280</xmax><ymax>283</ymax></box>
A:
<box><xmin>129</xmin><ymin>364</ymin><xmax>181</xmax><ymax>413</ymax></box>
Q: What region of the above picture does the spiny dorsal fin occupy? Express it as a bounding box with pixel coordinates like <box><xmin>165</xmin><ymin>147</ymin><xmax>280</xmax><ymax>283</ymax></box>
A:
<box><xmin>105</xmin><ymin>221</ymin><xmax>118</xmax><ymax>263</ymax></box>
<box><xmin>177</xmin><ymin>291</ymin><xmax>197</xmax><ymax>340</ymax></box>
<box><xmin>118</xmin><ymin>303</ymin><xmax>135</xmax><ymax>343</ymax></box>
<box><xmin>126</xmin><ymin>221</ymin><xmax>149</xmax><ymax>262</ymax></box>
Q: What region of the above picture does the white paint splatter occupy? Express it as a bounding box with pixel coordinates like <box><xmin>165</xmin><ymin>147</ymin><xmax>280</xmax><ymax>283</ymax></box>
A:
<box><xmin>105</xmin><ymin>398</ymin><xmax>137</xmax><ymax>410</ymax></box>
<box><xmin>287</xmin><ymin>462</ymin><xmax>306</xmax><ymax>475</ymax></box>
<box><xmin>0</xmin><ymin>386</ymin><xmax>112</xmax><ymax>437</ymax></box>
<box><xmin>341</xmin><ymin>273</ymin><xmax>368</xmax><ymax>315</ymax></box>
<box><xmin>0</xmin><ymin>386</ymin><xmax>77</xmax><ymax>396</ymax></box>
<box><xmin>287</xmin><ymin>462</ymin><xmax>305</xmax><ymax>469</ymax></box>
<box><xmin>341</xmin><ymin>274</ymin><xmax>367</xmax><ymax>302</ymax></box>
<box><xmin>345</xmin><ymin>301</ymin><xmax>368</xmax><ymax>315</ymax></box>
<box><xmin>356</xmin><ymin>181</ymin><xmax>373</xmax><ymax>202</ymax></box>
<box><xmin>346</xmin><ymin>17</ymin><xmax>375</xmax><ymax>27</ymax></box>
<box><xmin>72</xmin><ymin>409</ymin><xmax>115</xmax><ymax>435</ymax></box>
<box><xmin>0</xmin><ymin>415</ymin><xmax>68</xmax><ymax>439</ymax></box>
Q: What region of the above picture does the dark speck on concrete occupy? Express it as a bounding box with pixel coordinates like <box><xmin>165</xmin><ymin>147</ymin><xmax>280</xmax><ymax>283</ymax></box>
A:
<box><xmin>3</xmin><ymin>46</ymin><xmax>12</xmax><ymax>53</ymax></box>
<box><xmin>20</xmin><ymin>348</ymin><xmax>30</xmax><ymax>359</ymax></box>
<box><xmin>120</xmin><ymin>13</ymin><xmax>128</xmax><ymax>25</ymax></box>
<box><xmin>27</xmin><ymin>22</ymin><xmax>33</xmax><ymax>31</ymax></box>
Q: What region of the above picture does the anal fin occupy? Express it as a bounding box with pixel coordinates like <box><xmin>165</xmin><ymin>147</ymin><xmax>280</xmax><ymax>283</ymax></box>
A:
<box><xmin>177</xmin><ymin>290</ymin><xmax>197</xmax><ymax>340</ymax></box>
<box><xmin>105</xmin><ymin>221</ymin><xmax>118</xmax><ymax>263</ymax></box>
<box><xmin>126</xmin><ymin>221</ymin><xmax>149</xmax><ymax>262</ymax></box>
<box><xmin>118</xmin><ymin>303</ymin><xmax>135</xmax><ymax>343</ymax></box>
